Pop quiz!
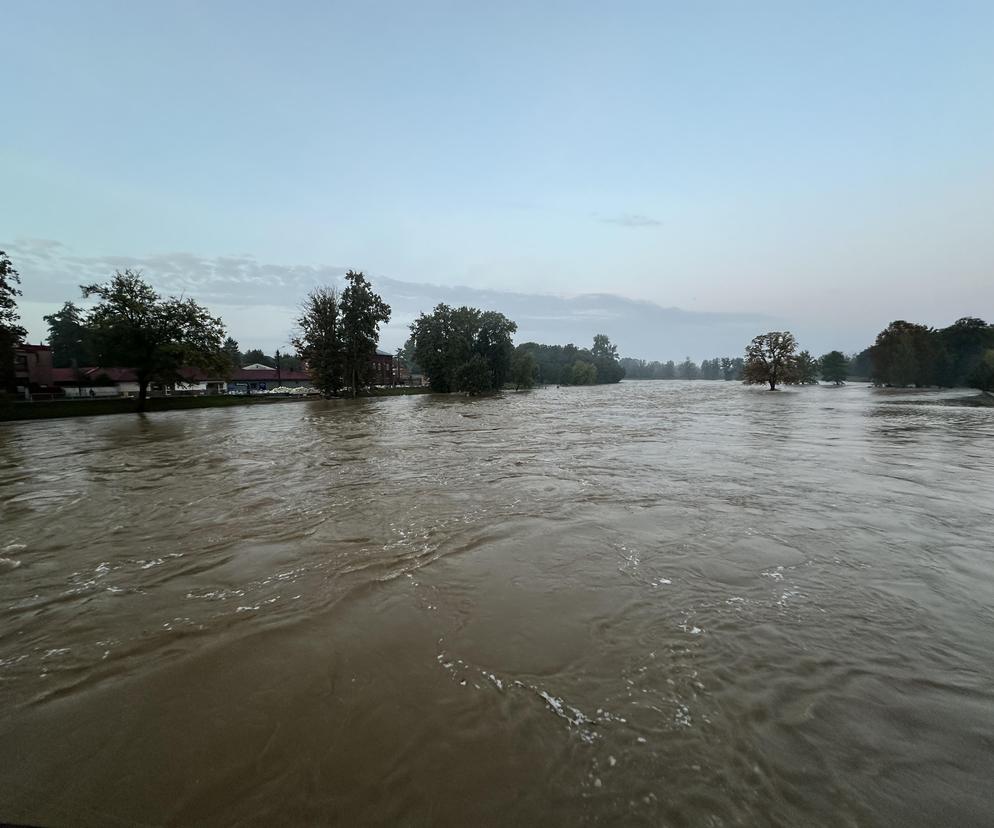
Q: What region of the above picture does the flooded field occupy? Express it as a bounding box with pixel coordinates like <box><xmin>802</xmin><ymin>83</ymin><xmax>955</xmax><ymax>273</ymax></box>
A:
<box><xmin>1</xmin><ymin>382</ymin><xmax>992</xmax><ymax>826</ymax></box>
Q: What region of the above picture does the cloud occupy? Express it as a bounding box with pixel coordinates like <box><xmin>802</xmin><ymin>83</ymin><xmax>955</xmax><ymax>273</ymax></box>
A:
<box><xmin>6</xmin><ymin>238</ymin><xmax>773</xmax><ymax>360</ymax></box>
<box><xmin>600</xmin><ymin>213</ymin><xmax>663</xmax><ymax>228</ymax></box>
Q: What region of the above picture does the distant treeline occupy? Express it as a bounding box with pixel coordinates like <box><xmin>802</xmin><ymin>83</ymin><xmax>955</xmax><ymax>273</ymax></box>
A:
<box><xmin>620</xmin><ymin>356</ymin><xmax>745</xmax><ymax>381</ymax></box>
<box><xmin>514</xmin><ymin>336</ymin><xmax>626</xmax><ymax>386</ymax></box>
<box><xmin>620</xmin><ymin>317</ymin><xmax>994</xmax><ymax>392</ymax></box>
<box><xmin>861</xmin><ymin>318</ymin><xmax>994</xmax><ymax>389</ymax></box>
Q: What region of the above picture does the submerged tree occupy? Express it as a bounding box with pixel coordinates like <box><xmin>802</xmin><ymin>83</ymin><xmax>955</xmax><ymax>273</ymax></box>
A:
<box><xmin>293</xmin><ymin>287</ymin><xmax>343</xmax><ymax>395</ymax></box>
<box><xmin>410</xmin><ymin>304</ymin><xmax>517</xmax><ymax>394</ymax></box>
<box><xmin>340</xmin><ymin>271</ymin><xmax>391</xmax><ymax>397</ymax></box>
<box><xmin>794</xmin><ymin>350</ymin><xmax>820</xmax><ymax>384</ymax></box>
<box><xmin>820</xmin><ymin>350</ymin><xmax>849</xmax><ymax>385</ymax></box>
<box><xmin>82</xmin><ymin>270</ymin><xmax>227</xmax><ymax>412</ymax></box>
<box><xmin>743</xmin><ymin>331</ymin><xmax>799</xmax><ymax>390</ymax></box>
<box><xmin>570</xmin><ymin>360</ymin><xmax>598</xmax><ymax>385</ymax></box>
<box><xmin>0</xmin><ymin>251</ymin><xmax>27</xmax><ymax>393</ymax></box>
<box><xmin>510</xmin><ymin>346</ymin><xmax>538</xmax><ymax>390</ymax></box>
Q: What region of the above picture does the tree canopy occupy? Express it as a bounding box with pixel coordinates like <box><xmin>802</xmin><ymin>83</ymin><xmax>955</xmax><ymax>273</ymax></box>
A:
<box><xmin>0</xmin><ymin>251</ymin><xmax>27</xmax><ymax>393</ymax></box>
<box><xmin>820</xmin><ymin>350</ymin><xmax>848</xmax><ymax>384</ymax></box>
<box><xmin>410</xmin><ymin>304</ymin><xmax>517</xmax><ymax>394</ymax></box>
<box><xmin>82</xmin><ymin>270</ymin><xmax>228</xmax><ymax>411</ymax></box>
<box><xmin>293</xmin><ymin>287</ymin><xmax>344</xmax><ymax>396</ymax></box>
<box><xmin>44</xmin><ymin>301</ymin><xmax>93</xmax><ymax>368</ymax></box>
<box><xmin>340</xmin><ymin>271</ymin><xmax>391</xmax><ymax>397</ymax></box>
<box><xmin>743</xmin><ymin>331</ymin><xmax>799</xmax><ymax>390</ymax></box>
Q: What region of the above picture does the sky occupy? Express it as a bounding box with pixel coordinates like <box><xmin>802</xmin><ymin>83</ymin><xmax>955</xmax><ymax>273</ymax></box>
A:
<box><xmin>2</xmin><ymin>0</ymin><xmax>993</xmax><ymax>359</ymax></box>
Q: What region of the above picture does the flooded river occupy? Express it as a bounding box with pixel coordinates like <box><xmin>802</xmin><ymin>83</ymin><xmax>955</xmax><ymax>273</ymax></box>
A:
<box><xmin>1</xmin><ymin>382</ymin><xmax>992</xmax><ymax>826</ymax></box>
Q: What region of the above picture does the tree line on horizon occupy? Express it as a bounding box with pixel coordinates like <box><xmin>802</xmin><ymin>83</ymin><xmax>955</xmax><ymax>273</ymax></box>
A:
<box><xmin>621</xmin><ymin>317</ymin><xmax>994</xmax><ymax>393</ymax></box>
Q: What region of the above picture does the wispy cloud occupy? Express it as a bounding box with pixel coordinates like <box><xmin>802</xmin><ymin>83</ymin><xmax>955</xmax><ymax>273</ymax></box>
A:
<box><xmin>600</xmin><ymin>213</ymin><xmax>663</xmax><ymax>228</ymax></box>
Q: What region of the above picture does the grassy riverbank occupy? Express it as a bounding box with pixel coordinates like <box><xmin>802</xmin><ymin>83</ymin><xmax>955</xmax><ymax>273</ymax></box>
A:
<box><xmin>0</xmin><ymin>386</ymin><xmax>434</xmax><ymax>422</ymax></box>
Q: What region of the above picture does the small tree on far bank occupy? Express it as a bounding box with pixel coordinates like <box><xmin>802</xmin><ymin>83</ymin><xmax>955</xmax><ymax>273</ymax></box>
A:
<box><xmin>293</xmin><ymin>287</ymin><xmax>344</xmax><ymax>396</ymax></box>
<box><xmin>743</xmin><ymin>331</ymin><xmax>799</xmax><ymax>390</ymax></box>
<box><xmin>820</xmin><ymin>350</ymin><xmax>848</xmax><ymax>384</ymax></box>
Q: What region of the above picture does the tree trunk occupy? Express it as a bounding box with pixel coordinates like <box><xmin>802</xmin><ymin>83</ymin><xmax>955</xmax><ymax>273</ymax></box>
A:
<box><xmin>137</xmin><ymin>378</ymin><xmax>149</xmax><ymax>413</ymax></box>
<box><xmin>769</xmin><ymin>379</ymin><xmax>776</xmax><ymax>391</ymax></box>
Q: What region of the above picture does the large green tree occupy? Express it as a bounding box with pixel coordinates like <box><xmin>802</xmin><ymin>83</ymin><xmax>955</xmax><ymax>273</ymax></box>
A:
<box><xmin>0</xmin><ymin>251</ymin><xmax>27</xmax><ymax>394</ymax></box>
<box><xmin>82</xmin><ymin>269</ymin><xmax>227</xmax><ymax>412</ymax></box>
<box><xmin>820</xmin><ymin>350</ymin><xmax>849</xmax><ymax>385</ymax></box>
<box><xmin>410</xmin><ymin>304</ymin><xmax>517</xmax><ymax>393</ymax></box>
<box><xmin>870</xmin><ymin>321</ymin><xmax>936</xmax><ymax>387</ymax></box>
<box><xmin>340</xmin><ymin>271</ymin><xmax>391</xmax><ymax>397</ymax></box>
<box><xmin>743</xmin><ymin>331</ymin><xmax>799</xmax><ymax>390</ymax></box>
<box><xmin>292</xmin><ymin>287</ymin><xmax>344</xmax><ymax>396</ymax></box>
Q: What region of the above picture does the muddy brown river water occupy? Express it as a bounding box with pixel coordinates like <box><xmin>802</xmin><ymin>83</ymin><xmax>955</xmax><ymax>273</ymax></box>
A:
<box><xmin>1</xmin><ymin>381</ymin><xmax>992</xmax><ymax>826</ymax></box>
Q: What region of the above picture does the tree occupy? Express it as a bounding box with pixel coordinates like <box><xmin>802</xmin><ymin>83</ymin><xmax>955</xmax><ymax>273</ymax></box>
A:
<box><xmin>222</xmin><ymin>336</ymin><xmax>241</xmax><ymax>368</ymax></box>
<box><xmin>340</xmin><ymin>271</ymin><xmax>391</xmax><ymax>397</ymax></box>
<box><xmin>743</xmin><ymin>331</ymin><xmax>799</xmax><ymax>390</ymax></box>
<box><xmin>510</xmin><ymin>347</ymin><xmax>538</xmax><ymax>390</ymax></box>
<box><xmin>870</xmin><ymin>321</ymin><xmax>936</xmax><ymax>387</ymax></box>
<box><xmin>794</xmin><ymin>350</ymin><xmax>820</xmax><ymax>384</ymax></box>
<box><xmin>82</xmin><ymin>269</ymin><xmax>227</xmax><ymax>412</ymax></box>
<box><xmin>43</xmin><ymin>301</ymin><xmax>92</xmax><ymax>369</ymax></box>
<box><xmin>292</xmin><ymin>287</ymin><xmax>343</xmax><ymax>396</ymax></box>
<box><xmin>570</xmin><ymin>360</ymin><xmax>598</xmax><ymax>385</ymax></box>
<box><xmin>591</xmin><ymin>334</ymin><xmax>625</xmax><ymax>383</ymax></box>
<box><xmin>678</xmin><ymin>357</ymin><xmax>699</xmax><ymax>380</ymax></box>
<box><xmin>0</xmin><ymin>251</ymin><xmax>27</xmax><ymax>394</ymax></box>
<box><xmin>456</xmin><ymin>354</ymin><xmax>493</xmax><ymax>395</ymax></box>
<box><xmin>410</xmin><ymin>304</ymin><xmax>517</xmax><ymax>394</ymax></box>
<box><xmin>968</xmin><ymin>350</ymin><xmax>994</xmax><ymax>393</ymax></box>
<box><xmin>820</xmin><ymin>350</ymin><xmax>848</xmax><ymax>385</ymax></box>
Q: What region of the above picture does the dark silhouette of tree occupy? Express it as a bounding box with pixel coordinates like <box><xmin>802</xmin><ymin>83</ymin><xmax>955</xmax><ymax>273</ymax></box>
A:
<box><xmin>794</xmin><ymin>350</ymin><xmax>820</xmax><ymax>384</ymax></box>
<box><xmin>292</xmin><ymin>287</ymin><xmax>343</xmax><ymax>396</ymax></box>
<box><xmin>241</xmin><ymin>348</ymin><xmax>275</xmax><ymax>367</ymax></box>
<box><xmin>410</xmin><ymin>304</ymin><xmax>516</xmax><ymax>393</ymax></box>
<box><xmin>870</xmin><ymin>321</ymin><xmax>936</xmax><ymax>387</ymax></box>
<box><xmin>222</xmin><ymin>337</ymin><xmax>241</xmax><ymax>368</ymax></box>
<box><xmin>968</xmin><ymin>350</ymin><xmax>994</xmax><ymax>392</ymax></box>
<box><xmin>0</xmin><ymin>251</ymin><xmax>27</xmax><ymax>394</ymax></box>
<box><xmin>82</xmin><ymin>270</ymin><xmax>227</xmax><ymax>412</ymax></box>
<box><xmin>743</xmin><ymin>331</ymin><xmax>799</xmax><ymax>390</ymax></box>
<box><xmin>820</xmin><ymin>350</ymin><xmax>848</xmax><ymax>384</ymax></box>
<box><xmin>510</xmin><ymin>347</ymin><xmax>538</xmax><ymax>390</ymax></box>
<box><xmin>44</xmin><ymin>301</ymin><xmax>93</xmax><ymax>369</ymax></box>
<box><xmin>340</xmin><ymin>271</ymin><xmax>391</xmax><ymax>397</ymax></box>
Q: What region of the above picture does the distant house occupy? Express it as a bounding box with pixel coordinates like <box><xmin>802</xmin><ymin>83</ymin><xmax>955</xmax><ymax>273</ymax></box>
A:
<box><xmin>227</xmin><ymin>365</ymin><xmax>313</xmax><ymax>394</ymax></box>
<box><xmin>53</xmin><ymin>367</ymin><xmax>229</xmax><ymax>397</ymax></box>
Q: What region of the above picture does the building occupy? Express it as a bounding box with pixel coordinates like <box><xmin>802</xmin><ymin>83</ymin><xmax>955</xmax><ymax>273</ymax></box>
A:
<box><xmin>372</xmin><ymin>350</ymin><xmax>398</xmax><ymax>386</ymax></box>
<box><xmin>226</xmin><ymin>365</ymin><xmax>313</xmax><ymax>394</ymax></box>
<box><xmin>13</xmin><ymin>344</ymin><xmax>56</xmax><ymax>398</ymax></box>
